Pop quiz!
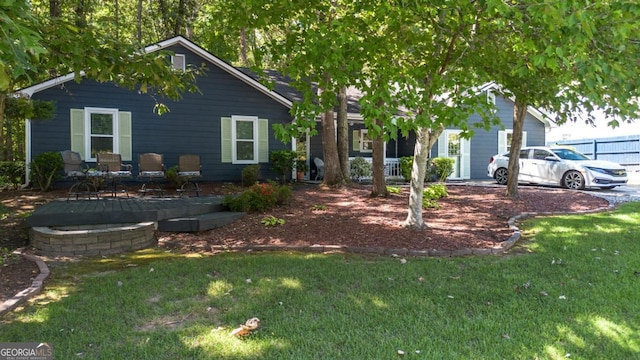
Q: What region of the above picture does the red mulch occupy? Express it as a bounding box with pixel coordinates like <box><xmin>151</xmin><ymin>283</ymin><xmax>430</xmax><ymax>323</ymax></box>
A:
<box><xmin>0</xmin><ymin>182</ymin><xmax>611</xmax><ymax>304</ymax></box>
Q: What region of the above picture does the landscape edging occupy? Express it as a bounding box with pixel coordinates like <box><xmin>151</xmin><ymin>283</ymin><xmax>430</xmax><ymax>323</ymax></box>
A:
<box><xmin>0</xmin><ymin>252</ymin><xmax>50</xmax><ymax>317</ymax></box>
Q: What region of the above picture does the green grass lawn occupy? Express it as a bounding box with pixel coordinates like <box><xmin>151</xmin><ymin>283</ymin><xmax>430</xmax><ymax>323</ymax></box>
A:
<box><xmin>1</xmin><ymin>202</ymin><xmax>639</xmax><ymax>359</ymax></box>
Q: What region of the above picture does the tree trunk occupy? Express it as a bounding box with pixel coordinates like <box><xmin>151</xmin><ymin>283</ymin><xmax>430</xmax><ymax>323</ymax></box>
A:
<box><xmin>506</xmin><ymin>97</ymin><xmax>527</xmax><ymax>199</ymax></box>
<box><xmin>370</xmin><ymin>117</ymin><xmax>388</xmax><ymax>197</ymax></box>
<box><xmin>321</xmin><ymin>108</ymin><xmax>345</xmax><ymax>186</ymax></box>
<box><xmin>404</xmin><ymin>127</ymin><xmax>430</xmax><ymax>229</ymax></box>
<box><xmin>404</xmin><ymin>124</ymin><xmax>443</xmax><ymax>229</ymax></box>
<box><xmin>49</xmin><ymin>0</ymin><xmax>61</xmax><ymax>18</ymax></box>
<box><xmin>240</xmin><ymin>28</ymin><xmax>249</xmax><ymax>67</ymax></box>
<box><xmin>336</xmin><ymin>86</ymin><xmax>350</xmax><ymax>181</ymax></box>
<box><xmin>137</xmin><ymin>0</ymin><xmax>142</xmax><ymax>43</ymax></box>
<box><xmin>319</xmin><ymin>74</ymin><xmax>345</xmax><ymax>187</ymax></box>
<box><xmin>75</xmin><ymin>0</ymin><xmax>88</xmax><ymax>28</ymax></box>
<box><xmin>0</xmin><ymin>93</ymin><xmax>6</xmax><ymax>161</ymax></box>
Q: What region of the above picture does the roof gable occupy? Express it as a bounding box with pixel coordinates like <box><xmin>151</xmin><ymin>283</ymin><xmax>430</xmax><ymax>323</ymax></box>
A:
<box><xmin>19</xmin><ymin>36</ymin><xmax>293</xmax><ymax>109</ymax></box>
<box><xmin>477</xmin><ymin>82</ymin><xmax>552</xmax><ymax>128</ymax></box>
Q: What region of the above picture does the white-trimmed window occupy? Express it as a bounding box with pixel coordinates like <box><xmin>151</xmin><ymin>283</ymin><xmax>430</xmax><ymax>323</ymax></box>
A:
<box><xmin>232</xmin><ymin>115</ymin><xmax>259</xmax><ymax>164</ymax></box>
<box><xmin>359</xmin><ymin>129</ymin><xmax>373</xmax><ymax>152</ymax></box>
<box><xmin>85</xmin><ymin>107</ymin><xmax>119</xmax><ymax>161</ymax></box>
<box><xmin>171</xmin><ymin>54</ymin><xmax>186</xmax><ymax>71</ymax></box>
<box><xmin>498</xmin><ymin>129</ymin><xmax>527</xmax><ymax>154</ymax></box>
<box><xmin>70</xmin><ymin>108</ymin><xmax>132</xmax><ymax>161</ymax></box>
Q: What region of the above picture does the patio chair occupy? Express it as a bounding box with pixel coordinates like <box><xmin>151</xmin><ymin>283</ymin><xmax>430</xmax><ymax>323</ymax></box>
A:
<box><xmin>137</xmin><ymin>152</ymin><xmax>166</xmax><ymax>197</ymax></box>
<box><xmin>61</xmin><ymin>150</ymin><xmax>99</xmax><ymax>200</ymax></box>
<box><xmin>176</xmin><ymin>154</ymin><xmax>202</xmax><ymax>197</ymax></box>
<box><xmin>97</xmin><ymin>152</ymin><xmax>133</xmax><ymax>197</ymax></box>
<box><xmin>314</xmin><ymin>157</ymin><xmax>324</xmax><ymax>181</ymax></box>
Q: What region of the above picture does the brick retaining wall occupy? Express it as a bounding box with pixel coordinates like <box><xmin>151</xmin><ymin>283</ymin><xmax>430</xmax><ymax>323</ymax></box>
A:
<box><xmin>30</xmin><ymin>222</ymin><xmax>157</xmax><ymax>256</ymax></box>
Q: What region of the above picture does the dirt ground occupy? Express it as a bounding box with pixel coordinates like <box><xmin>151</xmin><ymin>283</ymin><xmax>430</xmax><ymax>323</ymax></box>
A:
<box><xmin>0</xmin><ymin>182</ymin><xmax>611</xmax><ymax>304</ymax></box>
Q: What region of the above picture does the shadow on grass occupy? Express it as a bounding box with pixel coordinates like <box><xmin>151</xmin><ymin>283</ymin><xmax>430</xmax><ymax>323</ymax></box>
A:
<box><xmin>1</xmin><ymin>202</ymin><xmax>640</xmax><ymax>358</ymax></box>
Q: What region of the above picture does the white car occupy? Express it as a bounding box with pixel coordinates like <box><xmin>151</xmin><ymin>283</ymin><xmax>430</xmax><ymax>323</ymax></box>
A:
<box><xmin>487</xmin><ymin>146</ymin><xmax>628</xmax><ymax>190</ymax></box>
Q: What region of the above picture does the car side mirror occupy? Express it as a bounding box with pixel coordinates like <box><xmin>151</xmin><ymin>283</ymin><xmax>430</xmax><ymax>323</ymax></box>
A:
<box><xmin>544</xmin><ymin>156</ymin><xmax>558</xmax><ymax>162</ymax></box>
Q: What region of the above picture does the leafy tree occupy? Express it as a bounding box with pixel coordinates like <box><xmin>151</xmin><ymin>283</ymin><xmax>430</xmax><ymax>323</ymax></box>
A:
<box><xmin>480</xmin><ymin>0</ymin><xmax>640</xmax><ymax>198</ymax></box>
<box><xmin>358</xmin><ymin>1</ymin><xmax>500</xmax><ymax>229</ymax></box>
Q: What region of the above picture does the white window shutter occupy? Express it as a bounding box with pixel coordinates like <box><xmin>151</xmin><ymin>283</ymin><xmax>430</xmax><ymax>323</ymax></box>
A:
<box><xmin>118</xmin><ymin>111</ymin><xmax>132</xmax><ymax>161</ymax></box>
<box><xmin>522</xmin><ymin>131</ymin><xmax>527</xmax><ymax>147</ymax></box>
<box><xmin>221</xmin><ymin>117</ymin><xmax>232</xmax><ymax>163</ymax></box>
<box><xmin>258</xmin><ymin>119</ymin><xmax>269</xmax><ymax>163</ymax></box>
<box><xmin>497</xmin><ymin>130</ymin><xmax>507</xmax><ymax>154</ymax></box>
<box><xmin>352</xmin><ymin>130</ymin><xmax>359</xmax><ymax>151</ymax></box>
<box><xmin>461</xmin><ymin>138</ymin><xmax>471</xmax><ymax>179</ymax></box>
<box><xmin>70</xmin><ymin>109</ymin><xmax>85</xmax><ymax>159</ymax></box>
<box><xmin>437</xmin><ymin>132</ymin><xmax>446</xmax><ymax>157</ymax></box>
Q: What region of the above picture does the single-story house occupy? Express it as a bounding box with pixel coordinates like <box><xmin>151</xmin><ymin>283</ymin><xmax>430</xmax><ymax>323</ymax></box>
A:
<box><xmin>20</xmin><ymin>36</ymin><xmax>550</xmax><ymax>186</ymax></box>
<box><xmin>300</xmin><ymin>82</ymin><xmax>550</xmax><ymax>181</ymax></box>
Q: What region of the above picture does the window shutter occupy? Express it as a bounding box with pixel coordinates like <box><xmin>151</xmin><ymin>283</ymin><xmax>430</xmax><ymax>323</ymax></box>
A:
<box><xmin>522</xmin><ymin>131</ymin><xmax>527</xmax><ymax>147</ymax></box>
<box><xmin>461</xmin><ymin>138</ymin><xmax>471</xmax><ymax>179</ymax></box>
<box><xmin>258</xmin><ymin>119</ymin><xmax>269</xmax><ymax>162</ymax></box>
<box><xmin>118</xmin><ymin>111</ymin><xmax>132</xmax><ymax>161</ymax></box>
<box><xmin>437</xmin><ymin>132</ymin><xmax>446</xmax><ymax>157</ymax></box>
<box><xmin>497</xmin><ymin>130</ymin><xmax>506</xmax><ymax>154</ymax></box>
<box><xmin>221</xmin><ymin>117</ymin><xmax>232</xmax><ymax>163</ymax></box>
<box><xmin>352</xmin><ymin>130</ymin><xmax>359</xmax><ymax>151</ymax></box>
<box><xmin>70</xmin><ymin>109</ymin><xmax>85</xmax><ymax>159</ymax></box>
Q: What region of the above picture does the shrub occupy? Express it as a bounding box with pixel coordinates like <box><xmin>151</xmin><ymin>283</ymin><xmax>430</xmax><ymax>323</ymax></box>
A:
<box><xmin>0</xmin><ymin>161</ymin><xmax>25</xmax><ymax>189</ymax></box>
<box><xmin>350</xmin><ymin>157</ymin><xmax>372</xmax><ymax>181</ymax></box>
<box><xmin>242</xmin><ymin>164</ymin><xmax>261</xmax><ymax>186</ymax></box>
<box><xmin>429</xmin><ymin>157</ymin><xmax>455</xmax><ymax>182</ymax></box>
<box><xmin>386</xmin><ymin>185</ymin><xmax>402</xmax><ymax>194</ymax></box>
<box><xmin>165</xmin><ymin>166</ymin><xmax>186</xmax><ymax>189</ymax></box>
<box><xmin>270</xmin><ymin>149</ymin><xmax>297</xmax><ymax>183</ymax></box>
<box><xmin>399</xmin><ymin>156</ymin><xmax>413</xmax><ymax>182</ymax></box>
<box><xmin>30</xmin><ymin>152</ymin><xmax>64</xmax><ymax>191</ymax></box>
<box><xmin>222</xmin><ymin>181</ymin><xmax>292</xmax><ymax>212</ymax></box>
<box><xmin>422</xmin><ymin>183</ymin><xmax>448</xmax><ymax>209</ymax></box>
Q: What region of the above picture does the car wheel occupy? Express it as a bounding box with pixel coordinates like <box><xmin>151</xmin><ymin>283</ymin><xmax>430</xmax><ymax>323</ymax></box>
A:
<box><xmin>562</xmin><ymin>170</ymin><xmax>585</xmax><ymax>190</ymax></box>
<box><xmin>494</xmin><ymin>168</ymin><xmax>508</xmax><ymax>185</ymax></box>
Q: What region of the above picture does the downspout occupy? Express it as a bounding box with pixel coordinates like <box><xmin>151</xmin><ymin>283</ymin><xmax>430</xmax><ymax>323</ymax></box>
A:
<box><xmin>24</xmin><ymin>118</ymin><xmax>32</xmax><ymax>188</ymax></box>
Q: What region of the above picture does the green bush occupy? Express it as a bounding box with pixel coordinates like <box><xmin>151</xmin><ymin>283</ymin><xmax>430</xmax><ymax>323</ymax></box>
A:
<box><xmin>422</xmin><ymin>183</ymin><xmax>448</xmax><ymax>209</ymax></box>
<box><xmin>399</xmin><ymin>156</ymin><xmax>413</xmax><ymax>182</ymax></box>
<box><xmin>350</xmin><ymin>157</ymin><xmax>372</xmax><ymax>181</ymax></box>
<box><xmin>0</xmin><ymin>161</ymin><xmax>25</xmax><ymax>188</ymax></box>
<box><xmin>270</xmin><ymin>149</ymin><xmax>297</xmax><ymax>183</ymax></box>
<box><xmin>242</xmin><ymin>164</ymin><xmax>261</xmax><ymax>187</ymax></box>
<box><xmin>30</xmin><ymin>152</ymin><xmax>64</xmax><ymax>191</ymax></box>
<box><xmin>165</xmin><ymin>166</ymin><xmax>186</xmax><ymax>189</ymax></box>
<box><xmin>222</xmin><ymin>181</ymin><xmax>292</xmax><ymax>212</ymax></box>
<box><xmin>429</xmin><ymin>157</ymin><xmax>455</xmax><ymax>182</ymax></box>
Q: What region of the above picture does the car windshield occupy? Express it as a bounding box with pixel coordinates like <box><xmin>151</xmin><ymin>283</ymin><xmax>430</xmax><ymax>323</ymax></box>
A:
<box><xmin>551</xmin><ymin>148</ymin><xmax>590</xmax><ymax>161</ymax></box>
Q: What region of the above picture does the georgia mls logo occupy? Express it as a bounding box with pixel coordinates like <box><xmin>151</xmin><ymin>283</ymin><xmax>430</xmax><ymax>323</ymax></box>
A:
<box><xmin>0</xmin><ymin>342</ymin><xmax>53</xmax><ymax>360</ymax></box>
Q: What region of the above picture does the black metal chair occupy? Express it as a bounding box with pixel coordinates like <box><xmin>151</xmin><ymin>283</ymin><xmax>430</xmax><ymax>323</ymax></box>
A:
<box><xmin>61</xmin><ymin>150</ymin><xmax>99</xmax><ymax>200</ymax></box>
<box><xmin>97</xmin><ymin>152</ymin><xmax>133</xmax><ymax>198</ymax></box>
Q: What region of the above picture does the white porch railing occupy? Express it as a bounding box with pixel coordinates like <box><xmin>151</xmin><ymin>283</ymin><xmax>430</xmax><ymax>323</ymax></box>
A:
<box><xmin>349</xmin><ymin>157</ymin><xmax>404</xmax><ymax>182</ymax></box>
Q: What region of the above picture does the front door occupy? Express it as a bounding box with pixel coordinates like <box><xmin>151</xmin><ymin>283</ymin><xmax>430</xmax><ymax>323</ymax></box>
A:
<box><xmin>438</xmin><ymin>130</ymin><xmax>470</xmax><ymax>180</ymax></box>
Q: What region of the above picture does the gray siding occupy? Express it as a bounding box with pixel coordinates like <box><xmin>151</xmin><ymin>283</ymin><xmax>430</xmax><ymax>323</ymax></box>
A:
<box><xmin>385</xmin><ymin>94</ymin><xmax>547</xmax><ymax>179</ymax></box>
<box><xmin>30</xmin><ymin>43</ymin><xmax>294</xmax><ymax>183</ymax></box>
<box><xmin>435</xmin><ymin>95</ymin><xmax>546</xmax><ymax>179</ymax></box>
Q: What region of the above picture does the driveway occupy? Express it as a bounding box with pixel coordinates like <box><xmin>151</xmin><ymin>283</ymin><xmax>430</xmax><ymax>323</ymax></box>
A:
<box><xmin>583</xmin><ymin>183</ymin><xmax>640</xmax><ymax>204</ymax></box>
